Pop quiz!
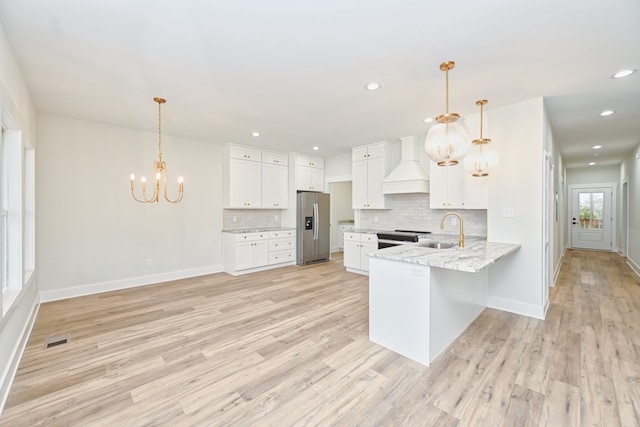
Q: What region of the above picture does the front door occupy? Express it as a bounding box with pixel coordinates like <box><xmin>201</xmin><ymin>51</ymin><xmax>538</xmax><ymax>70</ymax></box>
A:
<box><xmin>570</xmin><ymin>187</ymin><xmax>612</xmax><ymax>251</ymax></box>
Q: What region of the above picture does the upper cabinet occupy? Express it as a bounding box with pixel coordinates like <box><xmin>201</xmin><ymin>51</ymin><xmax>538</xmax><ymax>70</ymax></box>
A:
<box><xmin>429</xmin><ymin>161</ymin><xmax>487</xmax><ymax>209</ymax></box>
<box><xmin>294</xmin><ymin>154</ymin><xmax>324</xmax><ymax>191</ymax></box>
<box><xmin>223</xmin><ymin>144</ymin><xmax>289</xmax><ymax>209</ymax></box>
<box><xmin>262</xmin><ymin>150</ymin><xmax>289</xmax><ymax>208</ymax></box>
<box><xmin>352</xmin><ymin>141</ymin><xmax>393</xmax><ymax>209</ymax></box>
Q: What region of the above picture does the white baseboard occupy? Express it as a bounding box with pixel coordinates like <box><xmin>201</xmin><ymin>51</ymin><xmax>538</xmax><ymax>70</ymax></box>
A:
<box><xmin>39</xmin><ymin>265</ymin><xmax>224</xmax><ymax>302</ymax></box>
<box><xmin>0</xmin><ymin>295</ymin><xmax>39</xmax><ymax>416</ymax></box>
<box><xmin>627</xmin><ymin>257</ymin><xmax>640</xmax><ymax>279</ymax></box>
<box><xmin>487</xmin><ymin>296</ymin><xmax>545</xmax><ymax>320</ymax></box>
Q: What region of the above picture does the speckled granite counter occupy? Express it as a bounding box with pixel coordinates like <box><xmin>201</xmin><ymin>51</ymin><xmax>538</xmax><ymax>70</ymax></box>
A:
<box><xmin>368</xmin><ymin>239</ymin><xmax>520</xmax><ymax>273</ymax></box>
<box><xmin>222</xmin><ymin>227</ymin><xmax>295</xmax><ymax>233</ymax></box>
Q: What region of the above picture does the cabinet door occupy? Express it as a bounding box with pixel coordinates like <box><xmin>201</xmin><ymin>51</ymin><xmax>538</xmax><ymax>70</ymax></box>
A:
<box><xmin>360</xmin><ymin>241</ymin><xmax>378</xmax><ymax>272</ymax></box>
<box><xmin>229</xmin><ymin>158</ymin><xmax>261</xmax><ymax>208</ymax></box>
<box><xmin>235</xmin><ymin>240</ymin><xmax>255</xmax><ymax>270</ymax></box>
<box><xmin>464</xmin><ymin>174</ymin><xmax>488</xmax><ymax>209</ymax></box>
<box><xmin>352</xmin><ymin>160</ymin><xmax>368</xmax><ymax>208</ymax></box>
<box><xmin>309</xmin><ymin>167</ymin><xmax>324</xmax><ymax>191</ymax></box>
<box><xmin>366</xmin><ymin>156</ymin><xmax>387</xmax><ymax>209</ymax></box>
<box><xmin>352</xmin><ymin>146</ymin><xmax>369</xmax><ymax>162</ymax></box>
<box><xmin>429</xmin><ymin>161</ymin><xmax>465</xmax><ymax>209</ymax></box>
<box><xmin>262</xmin><ymin>163</ymin><xmax>288</xmax><ymax>208</ymax></box>
<box><xmin>295</xmin><ymin>165</ymin><xmax>311</xmax><ymax>191</ymax></box>
<box><xmin>343</xmin><ymin>239</ymin><xmax>361</xmax><ymax>269</ymax></box>
<box><xmin>253</xmin><ymin>240</ymin><xmax>269</xmax><ymax>267</ymax></box>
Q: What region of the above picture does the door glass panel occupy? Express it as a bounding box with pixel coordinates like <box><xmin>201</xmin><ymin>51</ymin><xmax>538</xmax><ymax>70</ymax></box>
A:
<box><xmin>578</xmin><ymin>191</ymin><xmax>604</xmax><ymax>230</ymax></box>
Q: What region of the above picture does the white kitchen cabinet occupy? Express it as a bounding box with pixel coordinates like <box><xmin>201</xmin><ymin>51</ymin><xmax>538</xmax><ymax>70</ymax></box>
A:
<box><xmin>429</xmin><ymin>160</ymin><xmax>487</xmax><ymax>209</ymax></box>
<box><xmin>261</xmin><ymin>150</ymin><xmax>289</xmax><ymax>208</ymax></box>
<box><xmin>294</xmin><ymin>154</ymin><xmax>324</xmax><ymax>191</ymax></box>
<box><xmin>352</xmin><ymin>141</ymin><xmax>393</xmax><ymax>209</ymax></box>
<box><xmin>226</xmin><ymin>157</ymin><xmax>262</xmax><ymax>208</ymax></box>
<box><xmin>223</xmin><ymin>232</ymin><xmax>269</xmax><ymax>273</ymax></box>
<box><xmin>224</xmin><ymin>144</ymin><xmax>289</xmax><ymax>209</ymax></box>
<box><xmin>223</xmin><ymin>229</ymin><xmax>296</xmax><ymax>275</ymax></box>
<box><xmin>268</xmin><ymin>229</ymin><xmax>296</xmax><ymax>265</ymax></box>
<box><xmin>343</xmin><ymin>232</ymin><xmax>378</xmax><ymax>275</ymax></box>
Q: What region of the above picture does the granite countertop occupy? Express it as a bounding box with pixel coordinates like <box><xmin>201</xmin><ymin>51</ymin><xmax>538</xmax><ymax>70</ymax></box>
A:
<box><xmin>368</xmin><ymin>238</ymin><xmax>521</xmax><ymax>273</ymax></box>
<box><xmin>347</xmin><ymin>228</ymin><xmax>386</xmax><ymax>234</ymax></box>
<box><xmin>222</xmin><ymin>227</ymin><xmax>295</xmax><ymax>234</ymax></box>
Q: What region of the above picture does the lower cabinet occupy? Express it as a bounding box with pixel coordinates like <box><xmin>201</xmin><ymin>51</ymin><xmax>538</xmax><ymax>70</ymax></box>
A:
<box><xmin>223</xmin><ymin>229</ymin><xmax>296</xmax><ymax>275</ymax></box>
<box><xmin>343</xmin><ymin>232</ymin><xmax>378</xmax><ymax>275</ymax></box>
<box><xmin>268</xmin><ymin>230</ymin><xmax>296</xmax><ymax>265</ymax></box>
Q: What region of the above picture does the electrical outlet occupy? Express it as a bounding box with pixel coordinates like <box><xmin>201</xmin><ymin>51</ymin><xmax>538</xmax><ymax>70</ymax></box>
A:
<box><xmin>503</xmin><ymin>207</ymin><xmax>515</xmax><ymax>217</ymax></box>
<box><xmin>146</xmin><ymin>259</ymin><xmax>152</xmax><ymax>267</ymax></box>
<box><xmin>275</xmin><ymin>215</ymin><xmax>279</xmax><ymax>221</ymax></box>
<box><xmin>232</xmin><ymin>216</ymin><xmax>237</xmax><ymax>223</ymax></box>
<box><xmin>450</xmin><ymin>217</ymin><xmax>458</xmax><ymax>226</ymax></box>
<box><xmin>374</xmin><ymin>216</ymin><xmax>379</xmax><ymax>223</ymax></box>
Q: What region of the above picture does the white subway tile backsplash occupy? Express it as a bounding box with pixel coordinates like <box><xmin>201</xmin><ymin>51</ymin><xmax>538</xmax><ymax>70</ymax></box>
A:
<box><xmin>223</xmin><ymin>209</ymin><xmax>282</xmax><ymax>230</ymax></box>
<box><xmin>357</xmin><ymin>194</ymin><xmax>487</xmax><ymax>237</ymax></box>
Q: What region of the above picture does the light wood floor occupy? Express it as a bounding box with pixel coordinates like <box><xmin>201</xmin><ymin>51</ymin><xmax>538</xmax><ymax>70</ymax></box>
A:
<box><xmin>1</xmin><ymin>250</ymin><xmax>639</xmax><ymax>426</ymax></box>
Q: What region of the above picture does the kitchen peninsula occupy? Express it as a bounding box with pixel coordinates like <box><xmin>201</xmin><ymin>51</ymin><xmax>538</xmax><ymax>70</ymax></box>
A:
<box><xmin>368</xmin><ymin>237</ymin><xmax>520</xmax><ymax>366</ymax></box>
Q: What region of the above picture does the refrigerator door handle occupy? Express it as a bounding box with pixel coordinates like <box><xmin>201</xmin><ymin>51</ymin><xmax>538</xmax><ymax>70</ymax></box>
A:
<box><xmin>313</xmin><ymin>202</ymin><xmax>319</xmax><ymax>240</ymax></box>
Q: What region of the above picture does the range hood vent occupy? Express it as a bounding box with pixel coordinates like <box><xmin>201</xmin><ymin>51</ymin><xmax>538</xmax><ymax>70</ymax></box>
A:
<box><xmin>382</xmin><ymin>136</ymin><xmax>429</xmax><ymax>194</ymax></box>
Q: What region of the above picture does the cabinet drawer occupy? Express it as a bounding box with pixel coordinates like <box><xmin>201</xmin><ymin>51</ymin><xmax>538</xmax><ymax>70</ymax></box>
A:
<box><xmin>269</xmin><ymin>250</ymin><xmax>295</xmax><ymax>265</ymax></box>
<box><xmin>262</xmin><ymin>150</ymin><xmax>289</xmax><ymax>166</ymax></box>
<box><xmin>344</xmin><ymin>232</ymin><xmax>361</xmax><ymax>242</ymax></box>
<box><xmin>269</xmin><ymin>237</ymin><xmax>295</xmax><ymax>251</ymax></box>
<box><xmin>361</xmin><ymin>234</ymin><xmax>378</xmax><ymax>244</ymax></box>
<box><xmin>234</xmin><ymin>232</ymin><xmax>268</xmax><ymax>242</ymax></box>
<box><xmin>228</xmin><ymin>145</ymin><xmax>261</xmax><ymax>161</ymax></box>
<box><xmin>268</xmin><ymin>229</ymin><xmax>296</xmax><ymax>239</ymax></box>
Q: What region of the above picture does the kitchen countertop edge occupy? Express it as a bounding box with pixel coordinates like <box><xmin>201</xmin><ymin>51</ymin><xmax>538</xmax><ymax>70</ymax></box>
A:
<box><xmin>222</xmin><ymin>227</ymin><xmax>296</xmax><ymax>234</ymax></box>
<box><xmin>368</xmin><ymin>240</ymin><xmax>521</xmax><ymax>273</ymax></box>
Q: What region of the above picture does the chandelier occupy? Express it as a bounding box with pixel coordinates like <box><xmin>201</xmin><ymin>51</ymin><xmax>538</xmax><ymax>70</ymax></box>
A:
<box><xmin>463</xmin><ymin>99</ymin><xmax>499</xmax><ymax>176</ymax></box>
<box><xmin>130</xmin><ymin>97</ymin><xmax>184</xmax><ymax>204</ymax></box>
<box><xmin>424</xmin><ymin>61</ymin><xmax>471</xmax><ymax>166</ymax></box>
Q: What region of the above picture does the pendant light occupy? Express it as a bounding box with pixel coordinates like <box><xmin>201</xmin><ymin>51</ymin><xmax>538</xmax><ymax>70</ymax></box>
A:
<box><xmin>130</xmin><ymin>97</ymin><xmax>184</xmax><ymax>203</ymax></box>
<box><xmin>424</xmin><ymin>61</ymin><xmax>471</xmax><ymax>166</ymax></box>
<box><xmin>464</xmin><ymin>99</ymin><xmax>499</xmax><ymax>176</ymax></box>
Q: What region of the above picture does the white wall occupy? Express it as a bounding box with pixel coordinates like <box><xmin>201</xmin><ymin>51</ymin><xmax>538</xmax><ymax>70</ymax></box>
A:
<box><xmin>567</xmin><ymin>164</ymin><xmax>620</xmax><ymax>185</ymax></box>
<box><xmin>486</xmin><ymin>98</ymin><xmax>546</xmax><ymax>318</ymax></box>
<box><xmin>622</xmin><ymin>144</ymin><xmax>640</xmax><ymax>275</ymax></box>
<box><xmin>36</xmin><ymin>114</ymin><xmax>224</xmax><ymax>300</ymax></box>
<box><xmin>0</xmin><ymin>19</ymin><xmax>40</xmax><ymax>413</ymax></box>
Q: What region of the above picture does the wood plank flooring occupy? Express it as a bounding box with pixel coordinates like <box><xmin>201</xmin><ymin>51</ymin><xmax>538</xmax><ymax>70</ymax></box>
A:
<box><xmin>1</xmin><ymin>250</ymin><xmax>640</xmax><ymax>426</ymax></box>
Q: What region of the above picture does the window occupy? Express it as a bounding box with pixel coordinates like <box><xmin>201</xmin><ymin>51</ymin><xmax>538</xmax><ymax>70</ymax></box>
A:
<box><xmin>578</xmin><ymin>191</ymin><xmax>604</xmax><ymax>230</ymax></box>
<box><xmin>1</xmin><ymin>113</ymin><xmax>35</xmax><ymax>317</ymax></box>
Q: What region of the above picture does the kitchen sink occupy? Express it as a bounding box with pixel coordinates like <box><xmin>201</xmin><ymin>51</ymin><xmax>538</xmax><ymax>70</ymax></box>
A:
<box><xmin>417</xmin><ymin>241</ymin><xmax>458</xmax><ymax>249</ymax></box>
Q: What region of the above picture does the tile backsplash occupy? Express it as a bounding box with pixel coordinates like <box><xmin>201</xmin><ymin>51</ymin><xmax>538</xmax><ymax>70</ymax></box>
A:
<box><xmin>222</xmin><ymin>209</ymin><xmax>282</xmax><ymax>230</ymax></box>
<box><xmin>356</xmin><ymin>193</ymin><xmax>487</xmax><ymax>237</ymax></box>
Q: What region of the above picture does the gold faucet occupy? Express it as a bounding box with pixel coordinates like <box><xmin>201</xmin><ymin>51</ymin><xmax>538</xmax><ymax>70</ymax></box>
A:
<box><xmin>439</xmin><ymin>212</ymin><xmax>464</xmax><ymax>248</ymax></box>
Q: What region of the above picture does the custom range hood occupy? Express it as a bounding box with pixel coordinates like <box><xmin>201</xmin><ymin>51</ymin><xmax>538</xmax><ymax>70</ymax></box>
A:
<box><xmin>382</xmin><ymin>136</ymin><xmax>429</xmax><ymax>194</ymax></box>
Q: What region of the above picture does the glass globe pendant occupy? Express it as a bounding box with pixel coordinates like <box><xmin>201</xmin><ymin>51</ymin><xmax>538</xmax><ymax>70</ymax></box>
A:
<box><xmin>464</xmin><ymin>99</ymin><xmax>499</xmax><ymax>176</ymax></box>
<box><xmin>424</xmin><ymin>61</ymin><xmax>471</xmax><ymax>166</ymax></box>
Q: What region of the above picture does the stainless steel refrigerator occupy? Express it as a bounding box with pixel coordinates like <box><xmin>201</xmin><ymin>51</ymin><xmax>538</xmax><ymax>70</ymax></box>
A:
<box><xmin>296</xmin><ymin>191</ymin><xmax>330</xmax><ymax>265</ymax></box>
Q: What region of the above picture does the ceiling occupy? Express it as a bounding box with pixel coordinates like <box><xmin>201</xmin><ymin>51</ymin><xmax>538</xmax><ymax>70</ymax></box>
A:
<box><xmin>1</xmin><ymin>1</ymin><xmax>639</xmax><ymax>168</ymax></box>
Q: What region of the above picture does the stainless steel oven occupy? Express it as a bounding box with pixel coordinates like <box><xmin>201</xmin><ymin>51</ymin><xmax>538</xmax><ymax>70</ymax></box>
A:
<box><xmin>376</xmin><ymin>230</ymin><xmax>431</xmax><ymax>249</ymax></box>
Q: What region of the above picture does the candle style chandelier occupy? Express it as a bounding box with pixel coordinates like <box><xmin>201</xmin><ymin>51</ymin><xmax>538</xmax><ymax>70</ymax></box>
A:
<box><xmin>130</xmin><ymin>97</ymin><xmax>184</xmax><ymax>204</ymax></box>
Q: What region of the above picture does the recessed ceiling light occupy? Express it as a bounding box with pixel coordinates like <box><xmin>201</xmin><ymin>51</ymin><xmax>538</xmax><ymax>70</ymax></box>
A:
<box><xmin>365</xmin><ymin>82</ymin><xmax>381</xmax><ymax>91</ymax></box>
<box><xmin>423</xmin><ymin>117</ymin><xmax>434</xmax><ymax>123</ymax></box>
<box><xmin>600</xmin><ymin>110</ymin><xmax>614</xmax><ymax>117</ymax></box>
<box><xmin>612</xmin><ymin>69</ymin><xmax>637</xmax><ymax>79</ymax></box>
<box><xmin>252</xmin><ymin>132</ymin><xmax>260</xmax><ymax>137</ymax></box>
<box><xmin>312</xmin><ymin>146</ymin><xmax>319</xmax><ymax>151</ymax></box>
<box><xmin>592</xmin><ymin>145</ymin><xmax>602</xmax><ymax>149</ymax></box>
<box><xmin>589</xmin><ymin>162</ymin><xmax>596</xmax><ymax>166</ymax></box>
